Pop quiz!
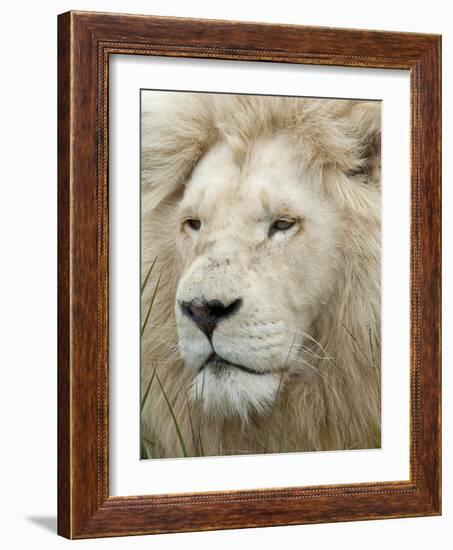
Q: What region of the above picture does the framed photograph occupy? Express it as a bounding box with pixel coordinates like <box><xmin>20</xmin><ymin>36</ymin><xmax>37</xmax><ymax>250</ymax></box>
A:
<box><xmin>58</xmin><ymin>11</ymin><xmax>441</xmax><ymax>538</ymax></box>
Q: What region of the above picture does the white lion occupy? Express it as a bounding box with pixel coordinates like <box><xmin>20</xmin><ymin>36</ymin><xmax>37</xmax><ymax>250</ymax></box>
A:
<box><xmin>140</xmin><ymin>92</ymin><xmax>381</xmax><ymax>458</ymax></box>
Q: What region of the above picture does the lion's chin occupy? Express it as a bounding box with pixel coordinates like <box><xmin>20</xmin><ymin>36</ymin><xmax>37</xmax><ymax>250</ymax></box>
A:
<box><xmin>189</xmin><ymin>365</ymin><xmax>281</xmax><ymax>422</ymax></box>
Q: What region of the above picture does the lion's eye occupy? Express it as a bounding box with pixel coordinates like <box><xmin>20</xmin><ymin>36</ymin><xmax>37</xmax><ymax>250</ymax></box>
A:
<box><xmin>184</xmin><ymin>218</ymin><xmax>201</xmax><ymax>231</ymax></box>
<box><xmin>273</xmin><ymin>219</ymin><xmax>295</xmax><ymax>231</ymax></box>
<box><xmin>269</xmin><ymin>218</ymin><xmax>296</xmax><ymax>237</ymax></box>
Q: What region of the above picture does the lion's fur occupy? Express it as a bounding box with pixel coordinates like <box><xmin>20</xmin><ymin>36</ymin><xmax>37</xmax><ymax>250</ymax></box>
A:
<box><xmin>141</xmin><ymin>93</ymin><xmax>381</xmax><ymax>457</ymax></box>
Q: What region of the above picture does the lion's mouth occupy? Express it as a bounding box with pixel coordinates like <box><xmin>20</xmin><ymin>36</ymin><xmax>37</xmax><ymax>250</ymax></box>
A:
<box><xmin>200</xmin><ymin>353</ymin><xmax>268</xmax><ymax>376</ymax></box>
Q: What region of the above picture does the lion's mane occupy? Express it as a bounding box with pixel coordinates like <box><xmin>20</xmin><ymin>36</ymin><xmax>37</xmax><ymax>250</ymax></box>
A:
<box><xmin>141</xmin><ymin>93</ymin><xmax>381</xmax><ymax>457</ymax></box>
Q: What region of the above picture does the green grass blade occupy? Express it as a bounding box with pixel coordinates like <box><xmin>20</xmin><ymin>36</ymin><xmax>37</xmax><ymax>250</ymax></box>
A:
<box><xmin>141</xmin><ymin>437</ymin><xmax>156</xmax><ymax>459</ymax></box>
<box><xmin>185</xmin><ymin>391</ymin><xmax>197</xmax><ymax>456</ymax></box>
<box><xmin>200</xmin><ymin>367</ymin><xmax>206</xmax><ymax>400</ymax></box>
<box><xmin>140</xmin><ymin>370</ymin><xmax>156</xmax><ymax>412</ymax></box>
<box><xmin>264</xmin><ymin>334</ymin><xmax>296</xmax><ymax>453</ymax></box>
<box><xmin>197</xmin><ymin>368</ymin><xmax>206</xmax><ymax>456</ymax></box>
<box><xmin>278</xmin><ymin>394</ymin><xmax>290</xmax><ymax>453</ymax></box>
<box><xmin>198</xmin><ymin>428</ymin><xmax>205</xmax><ymax>457</ymax></box>
<box><xmin>264</xmin><ymin>372</ymin><xmax>284</xmax><ymax>453</ymax></box>
<box><xmin>141</xmin><ymin>270</ymin><xmax>163</xmax><ymax>337</ymax></box>
<box><xmin>141</xmin><ymin>440</ymin><xmax>150</xmax><ymax>459</ymax></box>
<box><xmin>368</xmin><ymin>324</ymin><xmax>376</xmax><ymax>369</ymax></box>
<box><xmin>342</xmin><ymin>323</ymin><xmax>374</xmax><ymax>368</ymax></box>
<box><xmin>141</xmin><ymin>256</ymin><xmax>158</xmax><ymax>296</ymax></box>
<box><xmin>192</xmin><ymin>370</ymin><xmax>206</xmax><ymax>456</ymax></box>
<box><xmin>153</xmin><ymin>367</ymin><xmax>189</xmax><ymax>457</ymax></box>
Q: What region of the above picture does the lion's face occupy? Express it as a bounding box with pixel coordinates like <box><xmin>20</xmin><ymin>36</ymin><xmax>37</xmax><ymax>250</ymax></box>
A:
<box><xmin>174</xmin><ymin>134</ymin><xmax>342</xmax><ymax>419</ymax></box>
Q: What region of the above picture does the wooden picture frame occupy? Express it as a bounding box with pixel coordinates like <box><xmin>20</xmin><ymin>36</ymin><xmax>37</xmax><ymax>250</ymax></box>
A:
<box><xmin>57</xmin><ymin>10</ymin><xmax>441</xmax><ymax>539</ymax></box>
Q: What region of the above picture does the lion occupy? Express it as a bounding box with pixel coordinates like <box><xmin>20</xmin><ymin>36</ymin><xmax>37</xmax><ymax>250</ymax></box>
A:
<box><xmin>140</xmin><ymin>92</ymin><xmax>381</xmax><ymax>458</ymax></box>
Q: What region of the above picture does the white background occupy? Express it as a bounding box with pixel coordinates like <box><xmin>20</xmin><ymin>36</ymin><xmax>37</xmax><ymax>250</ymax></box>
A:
<box><xmin>111</xmin><ymin>58</ymin><xmax>410</xmax><ymax>495</ymax></box>
<box><xmin>0</xmin><ymin>1</ymin><xmax>450</xmax><ymax>548</ymax></box>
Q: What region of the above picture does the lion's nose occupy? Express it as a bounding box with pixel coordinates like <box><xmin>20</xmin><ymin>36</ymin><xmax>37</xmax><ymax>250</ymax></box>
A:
<box><xmin>180</xmin><ymin>298</ymin><xmax>243</xmax><ymax>338</ymax></box>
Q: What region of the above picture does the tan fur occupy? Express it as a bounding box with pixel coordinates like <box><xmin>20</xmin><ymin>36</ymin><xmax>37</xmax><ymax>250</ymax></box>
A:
<box><xmin>141</xmin><ymin>93</ymin><xmax>381</xmax><ymax>458</ymax></box>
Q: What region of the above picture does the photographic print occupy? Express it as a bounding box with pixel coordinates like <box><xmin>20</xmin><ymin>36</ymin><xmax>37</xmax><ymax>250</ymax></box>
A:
<box><xmin>140</xmin><ymin>91</ymin><xmax>381</xmax><ymax>459</ymax></box>
<box><xmin>58</xmin><ymin>12</ymin><xmax>441</xmax><ymax>537</ymax></box>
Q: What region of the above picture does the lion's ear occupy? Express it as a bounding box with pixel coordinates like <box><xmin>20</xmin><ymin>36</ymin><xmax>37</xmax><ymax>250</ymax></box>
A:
<box><xmin>347</xmin><ymin>101</ymin><xmax>381</xmax><ymax>187</ymax></box>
